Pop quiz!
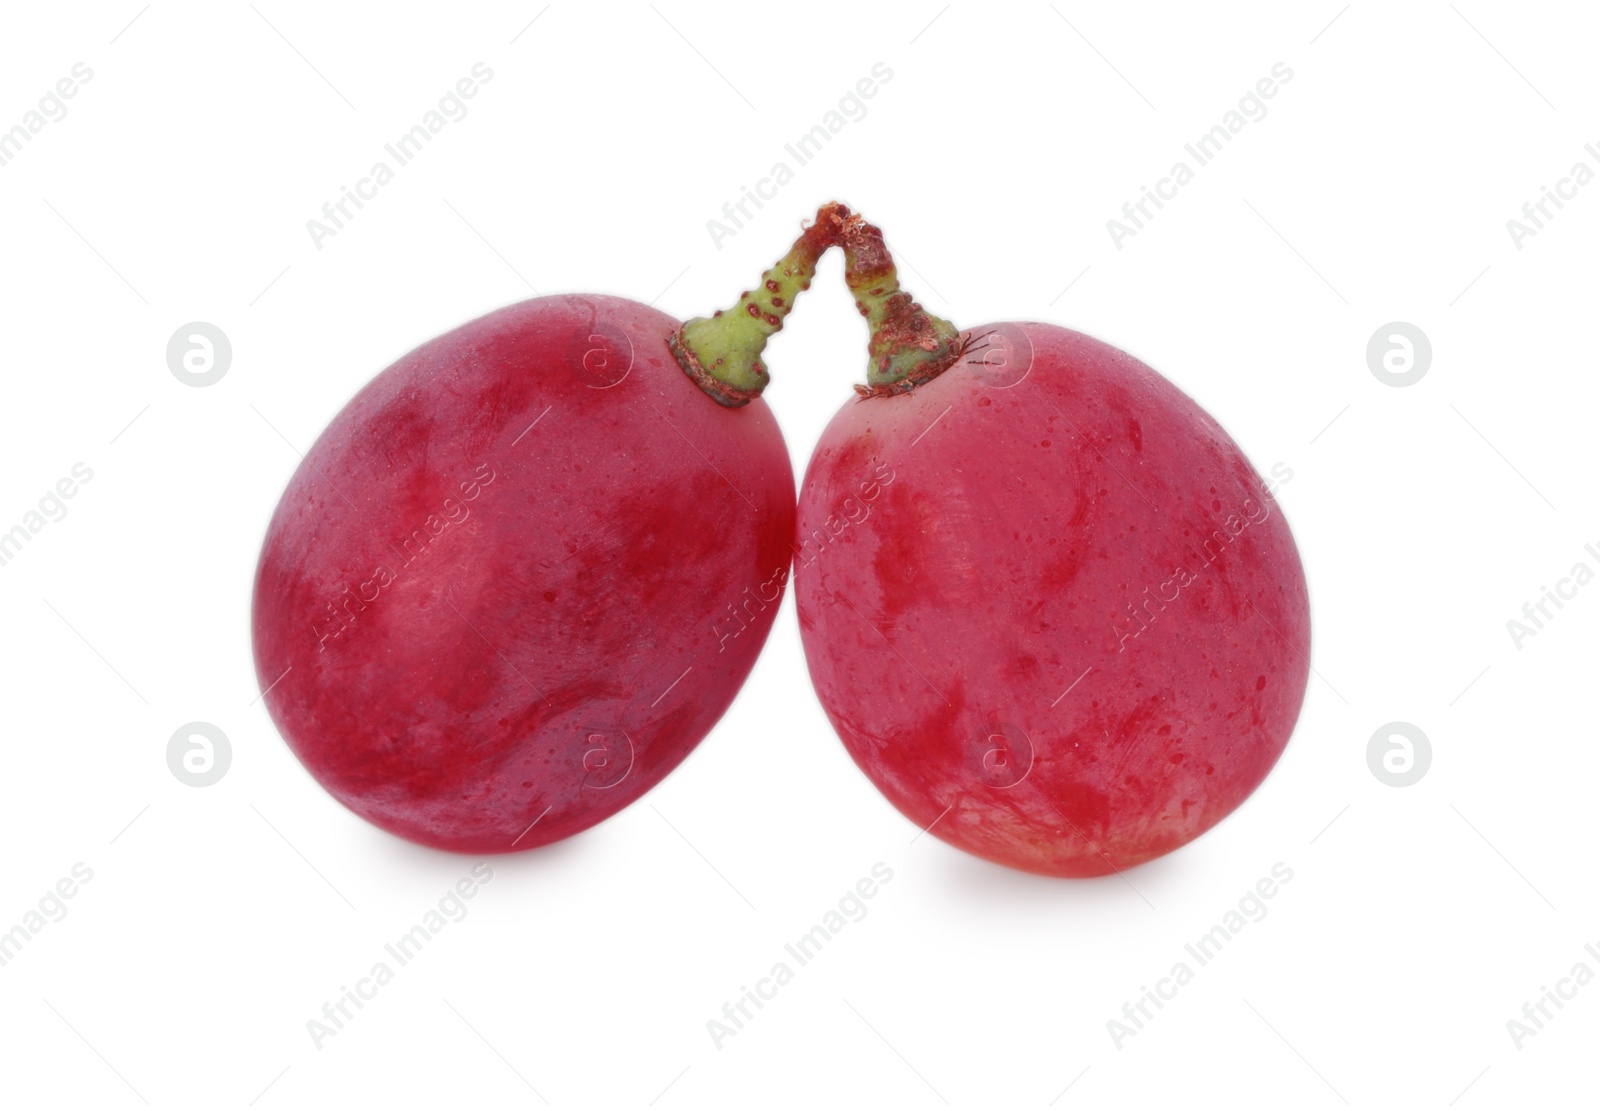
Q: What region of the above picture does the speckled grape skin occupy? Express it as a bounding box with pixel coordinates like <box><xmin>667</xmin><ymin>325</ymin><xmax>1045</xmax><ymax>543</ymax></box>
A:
<box><xmin>252</xmin><ymin>296</ymin><xmax>795</xmax><ymax>853</ymax></box>
<box><xmin>795</xmin><ymin>323</ymin><xmax>1310</xmax><ymax>877</ymax></box>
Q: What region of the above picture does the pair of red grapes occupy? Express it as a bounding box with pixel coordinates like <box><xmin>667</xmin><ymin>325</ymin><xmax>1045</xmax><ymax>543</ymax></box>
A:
<box><xmin>252</xmin><ymin>204</ymin><xmax>1310</xmax><ymax>877</ymax></box>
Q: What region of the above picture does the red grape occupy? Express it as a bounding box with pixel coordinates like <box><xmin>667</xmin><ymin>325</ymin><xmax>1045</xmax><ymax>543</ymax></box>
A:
<box><xmin>253</xmin><ymin>219</ymin><xmax>831</xmax><ymax>852</ymax></box>
<box><xmin>795</xmin><ymin>212</ymin><xmax>1311</xmax><ymax>876</ymax></box>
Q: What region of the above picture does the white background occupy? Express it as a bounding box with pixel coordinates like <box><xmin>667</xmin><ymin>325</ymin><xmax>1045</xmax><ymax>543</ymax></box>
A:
<box><xmin>0</xmin><ymin>1</ymin><xmax>1594</xmax><ymax>1107</ymax></box>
